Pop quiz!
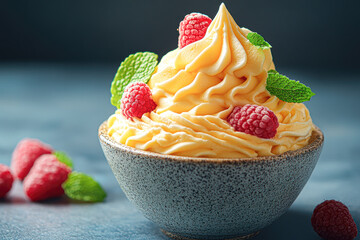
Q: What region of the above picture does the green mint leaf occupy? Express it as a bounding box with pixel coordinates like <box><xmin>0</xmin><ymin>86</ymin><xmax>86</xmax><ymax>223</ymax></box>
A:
<box><xmin>53</xmin><ymin>151</ymin><xmax>73</xmax><ymax>169</ymax></box>
<box><xmin>62</xmin><ymin>172</ymin><xmax>106</xmax><ymax>202</ymax></box>
<box><xmin>111</xmin><ymin>52</ymin><xmax>158</xmax><ymax>108</ymax></box>
<box><xmin>266</xmin><ymin>70</ymin><xmax>315</xmax><ymax>103</ymax></box>
<box><xmin>247</xmin><ymin>32</ymin><xmax>272</xmax><ymax>49</ymax></box>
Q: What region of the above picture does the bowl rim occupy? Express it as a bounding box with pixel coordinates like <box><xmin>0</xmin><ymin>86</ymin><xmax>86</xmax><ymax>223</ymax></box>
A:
<box><xmin>99</xmin><ymin>121</ymin><xmax>324</xmax><ymax>164</ymax></box>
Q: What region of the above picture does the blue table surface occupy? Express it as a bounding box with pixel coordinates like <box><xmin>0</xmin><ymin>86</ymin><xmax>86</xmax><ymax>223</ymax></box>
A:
<box><xmin>0</xmin><ymin>63</ymin><xmax>359</xmax><ymax>240</ymax></box>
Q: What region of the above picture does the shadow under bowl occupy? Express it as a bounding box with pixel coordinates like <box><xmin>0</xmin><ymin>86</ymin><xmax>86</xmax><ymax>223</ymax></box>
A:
<box><xmin>99</xmin><ymin>121</ymin><xmax>324</xmax><ymax>240</ymax></box>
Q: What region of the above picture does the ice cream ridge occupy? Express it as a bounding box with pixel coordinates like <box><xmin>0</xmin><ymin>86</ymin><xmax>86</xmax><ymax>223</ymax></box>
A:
<box><xmin>107</xmin><ymin>3</ymin><xmax>315</xmax><ymax>158</ymax></box>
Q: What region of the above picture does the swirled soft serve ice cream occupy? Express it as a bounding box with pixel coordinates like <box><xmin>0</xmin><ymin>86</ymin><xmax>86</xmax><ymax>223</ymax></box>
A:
<box><xmin>107</xmin><ymin>3</ymin><xmax>315</xmax><ymax>158</ymax></box>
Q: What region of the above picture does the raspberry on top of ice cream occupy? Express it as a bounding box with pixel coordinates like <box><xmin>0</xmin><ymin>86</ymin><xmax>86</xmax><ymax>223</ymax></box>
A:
<box><xmin>227</xmin><ymin>104</ymin><xmax>279</xmax><ymax>139</ymax></box>
<box><xmin>121</xmin><ymin>82</ymin><xmax>157</xmax><ymax>120</ymax></box>
<box><xmin>108</xmin><ymin>3</ymin><xmax>314</xmax><ymax>158</ymax></box>
<box><xmin>178</xmin><ymin>13</ymin><xmax>212</xmax><ymax>49</ymax></box>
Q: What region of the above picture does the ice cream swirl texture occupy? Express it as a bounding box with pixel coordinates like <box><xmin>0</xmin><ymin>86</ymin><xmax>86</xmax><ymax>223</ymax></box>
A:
<box><xmin>108</xmin><ymin>4</ymin><xmax>314</xmax><ymax>158</ymax></box>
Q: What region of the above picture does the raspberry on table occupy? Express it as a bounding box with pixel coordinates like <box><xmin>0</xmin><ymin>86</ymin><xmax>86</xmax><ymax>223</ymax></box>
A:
<box><xmin>11</xmin><ymin>138</ymin><xmax>53</xmax><ymax>180</ymax></box>
<box><xmin>227</xmin><ymin>104</ymin><xmax>279</xmax><ymax>139</ymax></box>
<box><xmin>178</xmin><ymin>13</ymin><xmax>212</xmax><ymax>49</ymax></box>
<box><xmin>23</xmin><ymin>154</ymin><xmax>71</xmax><ymax>201</ymax></box>
<box><xmin>0</xmin><ymin>164</ymin><xmax>14</xmax><ymax>198</ymax></box>
<box><xmin>121</xmin><ymin>82</ymin><xmax>157</xmax><ymax>120</ymax></box>
<box><xmin>311</xmin><ymin>200</ymin><xmax>358</xmax><ymax>240</ymax></box>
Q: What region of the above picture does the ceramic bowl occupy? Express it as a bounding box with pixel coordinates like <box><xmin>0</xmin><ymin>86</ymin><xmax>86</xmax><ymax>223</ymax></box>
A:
<box><xmin>99</xmin><ymin>121</ymin><xmax>324</xmax><ymax>240</ymax></box>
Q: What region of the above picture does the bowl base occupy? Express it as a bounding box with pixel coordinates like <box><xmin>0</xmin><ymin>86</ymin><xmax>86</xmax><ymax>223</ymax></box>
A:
<box><xmin>161</xmin><ymin>229</ymin><xmax>260</xmax><ymax>240</ymax></box>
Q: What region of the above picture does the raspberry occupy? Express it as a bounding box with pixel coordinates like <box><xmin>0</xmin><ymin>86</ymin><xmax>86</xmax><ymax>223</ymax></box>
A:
<box><xmin>311</xmin><ymin>200</ymin><xmax>358</xmax><ymax>240</ymax></box>
<box><xmin>0</xmin><ymin>164</ymin><xmax>14</xmax><ymax>198</ymax></box>
<box><xmin>11</xmin><ymin>139</ymin><xmax>53</xmax><ymax>180</ymax></box>
<box><xmin>227</xmin><ymin>104</ymin><xmax>279</xmax><ymax>139</ymax></box>
<box><xmin>178</xmin><ymin>13</ymin><xmax>212</xmax><ymax>48</ymax></box>
<box><xmin>24</xmin><ymin>154</ymin><xmax>71</xmax><ymax>201</ymax></box>
<box><xmin>121</xmin><ymin>82</ymin><xmax>157</xmax><ymax>120</ymax></box>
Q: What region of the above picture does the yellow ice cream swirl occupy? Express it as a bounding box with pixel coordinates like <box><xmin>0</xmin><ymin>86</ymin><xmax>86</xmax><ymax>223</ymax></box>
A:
<box><xmin>108</xmin><ymin>4</ymin><xmax>314</xmax><ymax>158</ymax></box>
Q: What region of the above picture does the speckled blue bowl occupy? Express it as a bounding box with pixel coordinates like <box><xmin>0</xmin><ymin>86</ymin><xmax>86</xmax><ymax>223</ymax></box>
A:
<box><xmin>99</xmin><ymin>121</ymin><xmax>323</xmax><ymax>240</ymax></box>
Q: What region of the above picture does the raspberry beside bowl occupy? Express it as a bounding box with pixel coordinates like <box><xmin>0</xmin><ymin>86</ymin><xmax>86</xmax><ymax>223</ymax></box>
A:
<box><xmin>98</xmin><ymin>121</ymin><xmax>324</xmax><ymax>240</ymax></box>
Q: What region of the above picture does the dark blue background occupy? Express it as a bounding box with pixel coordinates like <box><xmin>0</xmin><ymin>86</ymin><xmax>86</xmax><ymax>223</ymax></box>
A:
<box><xmin>0</xmin><ymin>1</ymin><xmax>359</xmax><ymax>239</ymax></box>
<box><xmin>1</xmin><ymin>0</ymin><xmax>360</xmax><ymax>69</ymax></box>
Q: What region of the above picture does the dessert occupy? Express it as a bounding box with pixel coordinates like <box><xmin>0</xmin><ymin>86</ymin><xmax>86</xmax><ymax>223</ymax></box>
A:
<box><xmin>107</xmin><ymin>3</ymin><xmax>315</xmax><ymax>158</ymax></box>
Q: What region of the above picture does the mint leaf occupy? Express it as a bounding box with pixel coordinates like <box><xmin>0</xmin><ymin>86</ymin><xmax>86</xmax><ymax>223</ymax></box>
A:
<box><xmin>63</xmin><ymin>172</ymin><xmax>106</xmax><ymax>202</ymax></box>
<box><xmin>247</xmin><ymin>32</ymin><xmax>272</xmax><ymax>49</ymax></box>
<box><xmin>53</xmin><ymin>151</ymin><xmax>73</xmax><ymax>169</ymax></box>
<box><xmin>266</xmin><ymin>70</ymin><xmax>315</xmax><ymax>103</ymax></box>
<box><xmin>111</xmin><ymin>52</ymin><xmax>158</xmax><ymax>108</ymax></box>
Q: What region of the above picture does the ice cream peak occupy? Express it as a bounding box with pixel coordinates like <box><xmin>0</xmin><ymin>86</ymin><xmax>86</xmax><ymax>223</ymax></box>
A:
<box><xmin>172</xmin><ymin>3</ymin><xmax>274</xmax><ymax>77</ymax></box>
<box><xmin>148</xmin><ymin>3</ymin><xmax>275</xmax><ymax>116</ymax></box>
<box><xmin>107</xmin><ymin>3</ymin><xmax>314</xmax><ymax>158</ymax></box>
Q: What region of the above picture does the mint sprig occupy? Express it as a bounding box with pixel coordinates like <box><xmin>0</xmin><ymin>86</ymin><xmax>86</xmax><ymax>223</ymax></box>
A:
<box><xmin>111</xmin><ymin>52</ymin><xmax>158</xmax><ymax>109</ymax></box>
<box><xmin>266</xmin><ymin>70</ymin><xmax>315</xmax><ymax>103</ymax></box>
<box><xmin>62</xmin><ymin>172</ymin><xmax>107</xmax><ymax>202</ymax></box>
<box><xmin>247</xmin><ymin>32</ymin><xmax>271</xmax><ymax>49</ymax></box>
<box><xmin>53</xmin><ymin>151</ymin><xmax>73</xmax><ymax>169</ymax></box>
